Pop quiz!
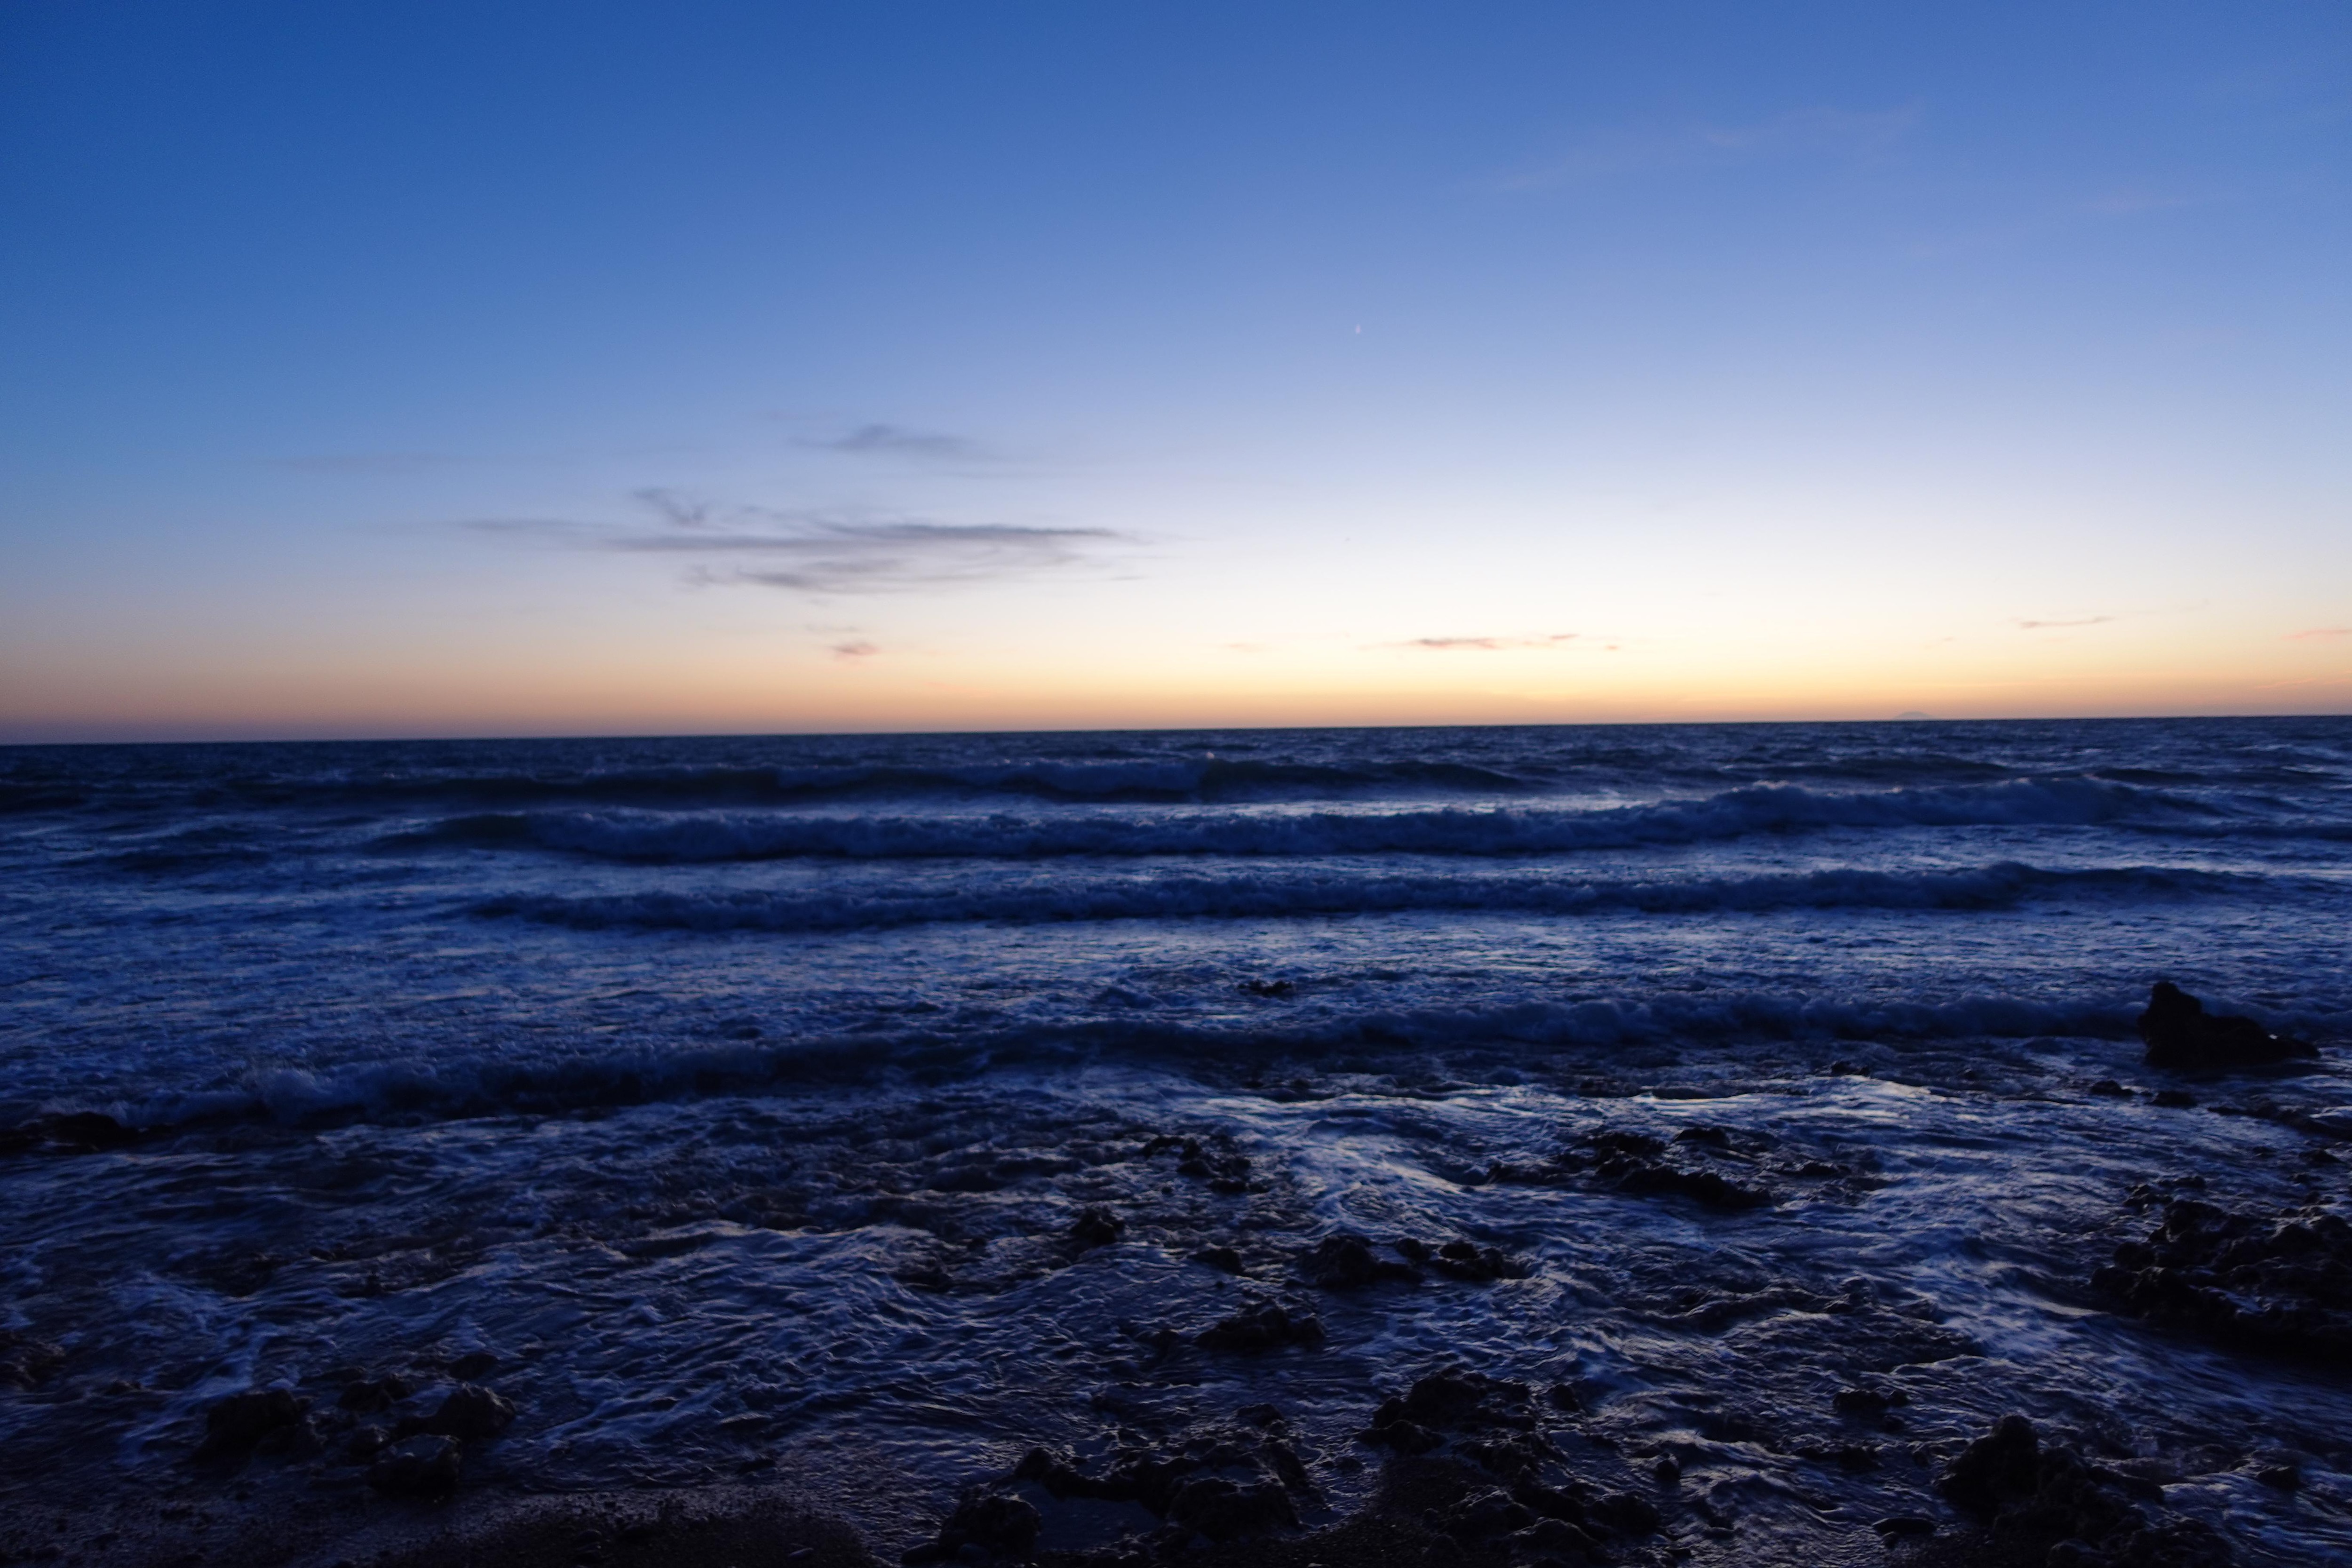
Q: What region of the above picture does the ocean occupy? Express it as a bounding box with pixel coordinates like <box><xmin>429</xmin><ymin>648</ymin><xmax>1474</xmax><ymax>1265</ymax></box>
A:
<box><xmin>1</xmin><ymin>718</ymin><xmax>2347</xmax><ymax>1565</ymax></box>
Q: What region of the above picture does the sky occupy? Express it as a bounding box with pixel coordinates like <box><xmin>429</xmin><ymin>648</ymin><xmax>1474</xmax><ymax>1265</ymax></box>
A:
<box><xmin>2</xmin><ymin>1</ymin><xmax>2348</xmax><ymax>740</ymax></box>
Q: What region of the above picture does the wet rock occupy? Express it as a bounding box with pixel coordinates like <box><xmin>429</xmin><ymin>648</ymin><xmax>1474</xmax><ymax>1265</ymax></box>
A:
<box><xmin>1426</xmin><ymin>1485</ymin><xmax>1535</xmax><ymax>1539</ymax></box>
<box><xmin>1362</xmin><ymin>1369</ymin><xmax>1538</xmax><ymax>1454</ymax></box>
<box><xmin>448</xmin><ymin>1350</ymin><xmax>499</xmax><ymax>1379</ymax></box>
<box><xmin>2138</xmin><ymin>982</ymin><xmax>2318</xmax><ymax>1071</ymax></box>
<box><xmin>1832</xmin><ymin>1385</ymin><xmax>1908</xmax><ymax>1418</ymax></box>
<box><xmin>367</xmin><ymin>1433</ymin><xmax>463</xmax><ymax>1498</ymax></box>
<box><xmin>1145</xmin><ymin>1133</ymin><xmax>1253</xmax><ymax>1191</ymax></box>
<box><xmin>1239</xmin><ymin>979</ymin><xmax>1295</xmax><ymax>998</ymax></box>
<box><xmin>2153</xmin><ymin>1090</ymin><xmax>2198</xmax><ymax>1109</ymax></box>
<box><xmin>413</xmin><ymin>1382</ymin><xmax>515</xmax><ymax>1440</ymax></box>
<box><xmin>2251</xmin><ymin>1460</ymin><xmax>2301</xmax><ymax>1492</ymax></box>
<box><xmin>1427</xmin><ymin>1240</ymin><xmax>1526</xmax><ymax>1282</ymax></box>
<box><xmin>902</xmin><ymin>1491</ymin><xmax>1040</xmax><ymax>1564</ymax></box>
<box><xmin>337</xmin><ymin>1373</ymin><xmax>413</xmax><ymax>1414</ymax></box>
<box><xmin>1197</xmin><ymin>1299</ymin><xmax>1325</xmax><ymax>1353</ymax></box>
<box><xmin>1935</xmin><ymin>1415</ymin><xmax>2233</xmax><ymax>1567</ymax></box>
<box><xmin>1190</xmin><ymin>1245</ymin><xmax>1244</xmax><ymax>1274</ymax></box>
<box><xmin>1513</xmin><ymin>1515</ymin><xmax>1601</xmax><ymax>1558</ymax></box>
<box><xmin>1613</xmin><ymin>1162</ymin><xmax>1771</xmax><ymax>1209</ymax></box>
<box><xmin>41</xmin><ymin>1111</ymin><xmax>141</xmax><ymax>1152</ymax></box>
<box><xmin>0</xmin><ymin>1330</ymin><xmax>65</xmax><ymax>1389</ymax></box>
<box><xmin>1299</xmin><ymin>1233</ymin><xmax>1421</xmax><ymax>1290</ymax></box>
<box><xmin>1492</xmin><ymin>1126</ymin><xmax>1779</xmax><ymax>1210</ymax></box>
<box><xmin>1069</xmin><ymin>1207</ymin><xmax>1124</xmax><ymax>1249</ymax></box>
<box><xmin>2088</xmin><ymin>1079</ymin><xmax>2132</xmax><ymax>1098</ymax></box>
<box><xmin>1163</xmin><ymin>1474</ymin><xmax>1296</xmax><ymax>1539</ymax></box>
<box><xmin>197</xmin><ymin>1388</ymin><xmax>308</xmax><ymax>1457</ymax></box>
<box><xmin>2093</xmin><ymin>1197</ymin><xmax>2352</xmax><ymax>1361</ymax></box>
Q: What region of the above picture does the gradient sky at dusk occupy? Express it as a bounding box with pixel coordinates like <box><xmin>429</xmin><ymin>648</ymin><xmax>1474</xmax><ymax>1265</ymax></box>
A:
<box><xmin>3</xmin><ymin>1</ymin><xmax>2348</xmax><ymax>739</ymax></box>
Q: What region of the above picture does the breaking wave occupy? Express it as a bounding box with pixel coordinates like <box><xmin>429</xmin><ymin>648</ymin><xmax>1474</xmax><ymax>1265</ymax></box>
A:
<box><xmin>468</xmin><ymin>861</ymin><xmax>2248</xmax><ymax>933</ymax></box>
<box><xmin>389</xmin><ymin>777</ymin><xmax>2243</xmax><ymax>863</ymax></box>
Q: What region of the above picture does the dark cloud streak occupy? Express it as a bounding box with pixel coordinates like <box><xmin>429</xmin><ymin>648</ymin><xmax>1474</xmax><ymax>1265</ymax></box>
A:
<box><xmin>463</xmin><ymin>491</ymin><xmax>1129</xmax><ymax>595</ymax></box>
<box><xmin>806</xmin><ymin>424</ymin><xmax>985</xmax><ymax>461</ymax></box>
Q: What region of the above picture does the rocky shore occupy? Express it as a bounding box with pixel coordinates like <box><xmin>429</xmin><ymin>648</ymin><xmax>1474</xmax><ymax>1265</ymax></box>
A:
<box><xmin>2</xmin><ymin>996</ymin><xmax>2346</xmax><ymax>1568</ymax></box>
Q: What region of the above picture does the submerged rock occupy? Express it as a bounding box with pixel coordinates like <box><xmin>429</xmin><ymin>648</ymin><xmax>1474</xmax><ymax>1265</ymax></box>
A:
<box><xmin>1396</xmin><ymin>1237</ymin><xmax>1527</xmax><ymax>1282</ymax></box>
<box><xmin>1196</xmin><ymin>1299</ymin><xmax>1325</xmax><ymax>1353</ymax></box>
<box><xmin>1069</xmin><ymin>1206</ymin><xmax>1125</xmax><ymax>1249</ymax></box>
<box><xmin>1299</xmin><ymin>1232</ymin><xmax>1422</xmax><ymax>1290</ymax></box>
<box><xmin>2138</xmin><ymin>982</ymin><xmax>2317</xmax><ymax>1071</ymax></box>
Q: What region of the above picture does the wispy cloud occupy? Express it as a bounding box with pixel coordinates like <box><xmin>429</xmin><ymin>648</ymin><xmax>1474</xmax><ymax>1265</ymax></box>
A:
<box><xmin>1494</xmin><ymin>104</ymin><xmax>1919</xmax><ymax>190</ymax></box>
<box><xmin>1378</xmin><ymin>634</ymin><xmax>1581</xmax><ymax>652</ymax></box>
<box><xmin>2287</xmin><ymin>627</ymin><xmax>2351</xmax><ymax>640</ymax></box>
<box><xmin>2014</xmin><ymin>615</ymin><xmax>2115</xmax><ymax>631</ymax></box>
<box><xmin>465</xmin><ymin>488</ymin><xmax>1131</xmax><ymax>595</ymax></box>
<box><xmin>804</xmin><ymin>423</ymin><xmax>986</xmax><ymax>462</ymax></box>
<box><xmin>830</xmin><ymin>640</ymin><xmax>880</xmax><ymax>659</ymax></box>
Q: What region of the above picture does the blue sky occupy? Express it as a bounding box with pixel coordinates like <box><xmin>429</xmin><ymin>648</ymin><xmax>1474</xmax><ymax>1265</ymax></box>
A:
<box><xmin>3</xmin><ymin>1</ymin><xmax>2347</xmax><ymax>738</ymax></box>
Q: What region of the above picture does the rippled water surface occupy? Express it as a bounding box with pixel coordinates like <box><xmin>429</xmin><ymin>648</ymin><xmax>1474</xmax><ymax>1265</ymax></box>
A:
<box><xmin>2</xmin><ymin>719</ymin><xmax>2348</xmax><ymax>1563</ymax></box>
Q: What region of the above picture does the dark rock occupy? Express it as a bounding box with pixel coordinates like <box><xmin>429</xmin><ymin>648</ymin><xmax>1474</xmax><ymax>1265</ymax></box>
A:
<box><xmin>199</xmin><ymin>1389</ymin><xmax>308</xmax><ymax>1457</ymax></box>
<box><xmin>1873</xmin><ymin>1515</ymin><xmax>1934</xmax><ymax>1537</ymax></box>
<box><xmin>2138</xmin><ymin>981</ymin><xmax>2318</xmax><ymax>1071</ymax></box>
<box><xmin>337</xmin><ymin>1374</ymin><xmax>413</xmax><ymax>1414</ymax></box>
<box><xmin>1362</xmin><ymin>1368</ymin><xmax>1537</xmax><ymax>1454</ymax></box>
<box><xmin>1832</xmin><ymin>1385</ymin><xmax>1907</xmax><ymax>1418</ymax></box>
<box><xmin>367</xmin><ymin>1433</ymin><xmax>463</xmax><ymax>1498</ymax></box>
<box><xmin>2153</xmin><ymin>1090</ymin><xmax>2198</xmax><ymax>1109</ymax></box>
<box><xmin>1587</xmin><ymin>1130</ymin><xmax>1666</xmax><ymax>1162</ymax></box>
<box><xmin>1239</xmin><ymin>979</ymin><xmax>1295</xmax><ymax>998</ymax></box>
<box><xmin>2251</xmin><ymin>1460</ymin><xmax>2301</xmax><ymax>1491</ymax></box>
<box><xmin>1939</xmin><ymin>1414</ymin><xmax>2042</xmax><ymax>1517</ymax></box>
<box><xmin>415</xmin><ymin>1383</ymin><xmax>515</xmax><ymax>1440</ymax></box>
<box><xmin>1935</xmin><ymin>1415</ymin><xmax>2233</xmax><ymax>1567</ymax></box>
<box><xmin>347</xmin><ymin>1424</ymin><xmax>392</xmax><ymax>1461</ymax></box>
<box><xmin>1069</xmin><ymin>1207</ymin><xmax>1124</xmax><ymax>1249</ymax></box>
<box><xmin>1428</xmin><ymin>1240</ymin><xmax>1525</xmax><ymax>1282</ymax></box>
<box><xmin>43</xmin><ymin>1111</ymin><xmax>140</xmax><ymax>1151</ymax></box>
<box><xmin>0</xmin><ymin>1331</ymin><xmax>65</xmax><ymax>1390</ymax></box>
<box><xmin>1514</xmin><ymin>1516</ymin><xmax>1600</xmax><ymax>1557</ymax></box>
<box><xmin>448</xmin><ymin>1350</ymin><xmax>499</xmax><ymax>1379</ymax></box>
<box><xmin>1425</xmin><ymin>1486</ymin><xmax>1534</xmax><ymax>1539</ymax></box>
<box><xmin>1591</xmin><ymin>1491</ymin><xmax>1659</xmax><ymax>1535</ymax></box>
<box><xmin>1299</xmin><ymin>1233</ymin><xmax>1421</xmax><ymax>1290</ymax></box>
<box><xmin>1653</xmin><ymin>1455</ymin><xmax>1680</xmax><ymax>1485</ymax></box>
<box><xmin>1191</xmin><ymin>1245</ymin><xmax>1244</xmax><ymax>1274</ymax></box>
<box><xmin>2088</xmin><ymin>1080</ymin><xmax>2132</xmax><ymax>1098</ymax></box>
<box><xmin>2093</xmin><ymin>1197</ymin><xmax>2352</xmax><ymax>1361</ymax></box>
<box><xmin>1163</xmin><ymin>1475</ymin><xmax>1296</xmax><ymax>1539</ymax></box>
<box><xmin>903</xmin><ymin>1492</ymin><xmax>1040</xmax><ymax>1564</ymax></box>
<box><xmin>1612</xmin><ymin>1162</ymin><xmax>1771</xmax><ymax>1210</ymax></box>
<box><xmin>1197</xmin><ymin>1299</ymin><xmax>1324</xmax><ymax>1353</ymax></box>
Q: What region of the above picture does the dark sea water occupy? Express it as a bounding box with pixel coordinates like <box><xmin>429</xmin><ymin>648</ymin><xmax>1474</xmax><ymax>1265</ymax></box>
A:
<box><xmin>2</xmin><ymin>719</ymin><xmax>2348</xmax><ymax>1564</ymax></box>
